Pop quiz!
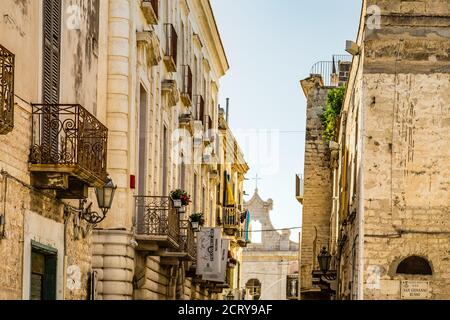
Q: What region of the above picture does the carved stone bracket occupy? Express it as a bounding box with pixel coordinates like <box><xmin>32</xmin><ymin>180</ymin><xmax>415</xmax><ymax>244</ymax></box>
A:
<box><xmin>161</xmin><ymin>79</ymin><xmax>179</xmax><ymax>107</ymax></box>
<box><xmin>137</xmin><ymin>31</ymin><xmax>162</xmax><ymax>67</ymax></box>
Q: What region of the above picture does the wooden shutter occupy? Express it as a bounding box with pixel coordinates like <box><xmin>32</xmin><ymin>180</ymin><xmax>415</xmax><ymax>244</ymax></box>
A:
<box><xmin>42</xmin><ymin>254</ymin><xmax>57</xmax><ymax>300</ymax></box>
<box><xmin>42</xmin><ymin>0</ymin><xmax>62</xmax><ymax>159</ymax></box>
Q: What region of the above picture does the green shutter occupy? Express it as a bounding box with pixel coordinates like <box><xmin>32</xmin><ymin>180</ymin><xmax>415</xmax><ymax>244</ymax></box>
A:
<box><xmin>43</xmin><ymin>254</ymin><xmax>57</xmax><ymax>300</ymax></box>
<box><xmin>42</xmin><ymin>0</ymin><xmax>61</xmax><ymax>159</ymax></box>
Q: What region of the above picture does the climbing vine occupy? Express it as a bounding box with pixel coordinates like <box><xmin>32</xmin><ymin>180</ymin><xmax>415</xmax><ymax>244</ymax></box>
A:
<box><xmin>321</xmin><ymin>86</ymin><xmax>346</xmax><ymax>142</ymax></box>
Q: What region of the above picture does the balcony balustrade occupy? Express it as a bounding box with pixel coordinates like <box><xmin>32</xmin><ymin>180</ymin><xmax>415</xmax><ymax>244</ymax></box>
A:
<box><xmin>163</xmin><ymin>23</ymin><xmax>178</xmax><ymax>72</ymax></box>
<box><xmin>29</xmin><ymin>104</ymin><xmax>108</xmax><ymax>197</ymax></box>
<box><xmin>135</xmin><ymin>196</ymin><xmax>180</xmax><ymax>251</ymax></box>
<box><xmin>0</xmin><ymin>44</ymin><xmax>14</xmax><ymax>135</ymax></box>
<box><xmin>180</xmin><ymin>220</ymin><xmax>196</xmax><ymax>261</ymax></box>
<box><xmin>141</xmin><ymin>0</ymin><xmax>159</xmax><ymax>25</ymax></box>
<box><xmin>222</xmin><ymin>206</ymin><xmax>240</xmax><ymax>236</ymax></box>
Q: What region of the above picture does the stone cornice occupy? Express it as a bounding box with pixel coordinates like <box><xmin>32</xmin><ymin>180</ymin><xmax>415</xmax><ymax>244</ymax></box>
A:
<box><xmin>192</xmin><ymin>0</ymin><xmax>229</xmax><ymax>77</ymax></box>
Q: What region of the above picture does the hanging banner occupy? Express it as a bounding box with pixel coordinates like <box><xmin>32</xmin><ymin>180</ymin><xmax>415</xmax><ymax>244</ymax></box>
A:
<box><xmin>196</xmin><ymin>228</ymin><xmax>222</xmax><ymax>276</ymax></box>
<box><xmin>203</xmin><ymin>239</ymin><xmax>230</xmax><ymax>283</ymax></box>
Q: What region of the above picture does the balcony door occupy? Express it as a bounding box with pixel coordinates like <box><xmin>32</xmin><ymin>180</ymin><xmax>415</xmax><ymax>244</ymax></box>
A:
<box><xmin>137</xmin><ymin>86</ymin><xmax>148</xmax><ymax>227</ymax></box>
<box><xmin>42</xmin><ymin>0</ymin><xmax>61</xmax><ymax>161</ymax></box>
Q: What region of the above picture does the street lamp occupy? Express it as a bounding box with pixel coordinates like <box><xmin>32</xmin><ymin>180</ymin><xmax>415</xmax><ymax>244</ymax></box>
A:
<box><xmin>65</xmin><ymin>176</ymin><xmax>117</xmax><ymax>226</ymax></box>
<box><xmin>317</xmin><ymin>247</ymin><xmax>332</xmax><ymax>274</ymax></box>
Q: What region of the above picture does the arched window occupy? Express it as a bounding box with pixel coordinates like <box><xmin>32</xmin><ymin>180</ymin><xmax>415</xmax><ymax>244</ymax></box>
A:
<box><xmin>246</xmin><ymin>279</ymin><xmax>261</xmax><ymax>300</ymax></box>
<box><xmin>396</xmin><ymin>256</ymin><xmax>432</xmax><ymax>275</ymax></box>
<box><xmin>250</xmin><ymin>220</ymin><xmax>262</xmax><ymax>244</ymax></box>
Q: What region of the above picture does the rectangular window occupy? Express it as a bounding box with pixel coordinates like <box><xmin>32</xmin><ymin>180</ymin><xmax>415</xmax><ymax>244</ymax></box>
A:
<box><xmin>138</xmin><ymin>85</ymin><xmax>148</xmax><ymax>196</ymax></box>
<box><xmin>42</xmin><ymin>0</ymin><xmax>62</xmax><ymax>156</ymax></box>
<box><xmin>30</xmin><ymin>242</ymin><xmax>57</xmax><ymax>300</ymax></box>
<box><xmin>162</xmin><ymin>125</ymin><xmax>168</xmax><ymax>195</ymax></box>
<box><xmin>193</xmin><ymin>174</ymin><xmax>197</xmax><ymax>212</ymax></box>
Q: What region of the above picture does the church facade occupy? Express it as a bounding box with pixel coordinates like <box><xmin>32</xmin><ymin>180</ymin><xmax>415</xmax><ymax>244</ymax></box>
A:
<box><xmin>242</xmin><ymin>190</ymin><xmax>299</xmax><ymax>300</ymax></box>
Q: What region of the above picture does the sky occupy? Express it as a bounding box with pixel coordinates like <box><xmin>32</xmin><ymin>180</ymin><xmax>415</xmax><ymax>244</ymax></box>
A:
<box><xmin>210</xmin><ymin>0</ymin><xmax>362</xmax><ymax>241</ymax></box>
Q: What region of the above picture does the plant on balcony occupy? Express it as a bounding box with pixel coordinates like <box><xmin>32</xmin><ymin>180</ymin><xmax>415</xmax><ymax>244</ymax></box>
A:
<box><xmin>321</xmin><ymin>86</ymin><xmax>346</xmax><ymax>142</ymax></box>
<box><xmin>170</xmin><ymin>189</ymin><xmax>191</xmax><ymax>207</ymax></box>
<box><xmin>189</xmin><ymin>212</ymin><xmax>205</xmax><ymax>231</ymax></box>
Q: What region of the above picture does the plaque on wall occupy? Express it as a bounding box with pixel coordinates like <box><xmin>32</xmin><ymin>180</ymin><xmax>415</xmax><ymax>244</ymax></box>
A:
<box><xmin>400</xmin><ymin>280</ymin><xmax>430</xmax><ymax>300</ymax></box>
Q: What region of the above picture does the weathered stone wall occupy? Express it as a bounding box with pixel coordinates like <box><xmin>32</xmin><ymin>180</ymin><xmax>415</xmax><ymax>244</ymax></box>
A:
<box><xmin>300</xmin><ymin>85</ymin><xmax>333</xmax><ymax>294</ymax></box>
<box><xmin>333</xmin><ymin>0</ymin><xmax>450</xmax><ymax>300</ymax></box>
<box><xmin>0</xmin><ymin>0</ymin><xmax>102</xmax><ymax>300</ymax></box>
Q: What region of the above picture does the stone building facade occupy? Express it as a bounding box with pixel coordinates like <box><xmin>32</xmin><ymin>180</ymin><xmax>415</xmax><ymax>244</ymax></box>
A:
<box><xmin>299</xmin><ymin>0</ymin><xmax>450</xmax><ymax>300</ymax></box>
<box><xmin>0</xmin><ymin>0</ymin><xmax>103</xmax><ymax>300</ymax></box>
<box><xmin>0</xmin><ymin>0</ymin><xmax>249</xmax><ymax>300</ymax></box>
<box><xmin>242</xmin><ymin>190</ymin><xmax>299</xmax><ymax>300</ymax></box>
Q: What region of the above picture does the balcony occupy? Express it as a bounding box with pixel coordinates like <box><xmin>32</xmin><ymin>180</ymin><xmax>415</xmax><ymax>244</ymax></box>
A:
<box><xmin>180</xmin><ymin>65</ymin><xmax>193</xmax><ymax>106</ymax></box>
<box><xmin>222</xmin><ymin>206</ymin><xmax>240</xmax><ymax>236</ymax></box>
<box><xmin>141</xmin><ymin>0</ymin><xmax>159</xmax><ymax>25</ymax></box>
<box><xmin>135</xmin><ymin>196</ymin><xmax>181</xmax><ymax>254</ymax></box>
<box><xmin>29</xmin><ymin>104</ymin><xmax>108</xmax><ymax>198</ymax></box>
<box><xmin>163</xmin><ymin>23</ymin><xmax>178</xmax><ymax>72</ymax></box>
<box><xmin>0</xmin><ymin>44</ymin><xmax>15</xmax><ymax>135</ymax></box>
<box><xmin>180</xmin><ymin>220</ymin><xmax>196</xmax><ymax>261</ymax></box>
<box><xmin>295</xmin><ymin>174</ymin><xmax>304</xmax><ymax>204</ymax></box>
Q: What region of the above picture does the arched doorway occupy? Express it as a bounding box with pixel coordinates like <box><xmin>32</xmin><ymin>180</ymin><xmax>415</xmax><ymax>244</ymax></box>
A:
<box><xmin>246</xmin><ymin>278</ymin><xmax>261</xmax><ymax>300</ymax></box>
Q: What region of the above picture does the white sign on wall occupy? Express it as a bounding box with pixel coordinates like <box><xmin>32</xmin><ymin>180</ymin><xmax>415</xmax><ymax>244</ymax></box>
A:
<box><xmin>401</xmin><ymin>280</ymin><xmax>430</xmax><ymax>300</ymax></box>
<box><xmin>196</xmin><ymin>228</ymin><xmax>222</xmax><ymax>276</ymax></box>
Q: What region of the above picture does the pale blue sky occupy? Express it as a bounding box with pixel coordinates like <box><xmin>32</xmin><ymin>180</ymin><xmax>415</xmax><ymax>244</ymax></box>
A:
<box><xmin>210</xmin><ymin>1</ymin><xmax>362</xmax><ymax>241</ymax></box>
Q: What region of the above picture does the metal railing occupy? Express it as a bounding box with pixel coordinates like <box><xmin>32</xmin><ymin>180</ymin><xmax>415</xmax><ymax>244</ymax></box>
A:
<box><xmin>223</xmin><ymin>206</ymin><xmax>240</xmax><ymax>229</ymax></box>
<box><xmin>180</xmin><ymin>220</ymin><xmax>196</xmax><ymax>261</ymax></box>
<box><xmin>164</xmin><ymin>23</ymin><xmax>178</xmax><ymax>68</ymax></box>
<box><xmin>29</xmin><ymin>104</ymin><xmax>108</xmax><ymax>184</ymax></box>
<box><xmin>309</xmin><ymin>55</ymin><xmax>352</xmax><ymax>87</ymax></box>
<box><xmin>181</xmin><ymin>65</ymin><xmax>193</xmax><ymax>104</ymax></box>
<box><xmin>135</xmin><ymin>196</ymin><xmax>180</xmax><ymax>247</ymax></box>
<box><xmin>0</xmin><ymin>44</ymin><xmax>14</xmax><ymax>135</ymax></box>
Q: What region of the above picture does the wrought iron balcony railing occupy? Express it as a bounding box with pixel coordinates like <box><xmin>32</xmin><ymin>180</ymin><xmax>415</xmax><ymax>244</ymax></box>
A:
<box><xmin>180</xmin><ymin>65</ymin><xmax>193</xmax><ymax>106</ymax></box>
<box><xmin>296</xmin><ymin>174</ymin><xmax>304</xmax><ymax>204</ymax></box>
<box><xmin>180</xmin><ymin>220</ymin><xmax>196</xmax><ymax>261</ymax></box>
<box><xmin>223</xmin><ymin>206</ymin><xmax>240</xmax><ymax>235</ymax></box>
<box><xmin>163</xmin><ymin>23</ymin><xmax>178</xmax><ymax>72</ymax></box>
<box><xmin>135</xmin><ymin>196</ymin><xmax>180</xmax><ymax>249</ymax></box>
<box><xmin>29</xmin><ymin>104</ymin><xmax>108</xmax><ymax>188</ymax></box>
<box><xmin>193</xmin><ymin>95</ymin><xmax>205</xmax><ymax>122</ymax></box>
<box><xmin>141</xmin><ymin>0</ymin><xmax>159</xmax><ymax>25</ymax></box>
<box><xmin>0</xmin><ymin>44</ymin><xmax>15</xmax><ymax>135</ymax></box>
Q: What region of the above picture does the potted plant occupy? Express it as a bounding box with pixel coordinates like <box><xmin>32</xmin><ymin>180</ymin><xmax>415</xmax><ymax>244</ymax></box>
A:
<box><xmin>170</xmin><ymin>189</ymin><xmax>191</xmax><ymax>208</ymax></box>
<box><xmin>189</xmin><ymin>213</ymin><xmax>205</xmax><ymax>231</ymax></box>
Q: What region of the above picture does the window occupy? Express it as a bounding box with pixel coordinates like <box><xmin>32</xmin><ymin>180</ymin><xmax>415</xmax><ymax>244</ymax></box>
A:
<box><xmin>246</xmin><ymin>279</ymin><xmax>261</xmax><ymax>300</ymax></box>
<box><xmin>250</xmin><ymin>220</ymin><xmax>262</xmax><ymax>244</ymax></box>
<box><xmin>0</xmin><ymin>44</ymin><xmax>14</xmax><ymax>135</ymax></box>
<box><xmin>162</xmin><ymin>126</ymin><xmax>168</xmax><ymax>195</ymax></box>
<box><xmin>42</xmin><ymin>0</ymin><xmax>62</xmax><ymax>155</ymax></box>
<box><xmin>138</xmin><ymin>85</ymin><xmax>148</xmax><ymax>196</ymax></box>
<box><xmin>193</xmin><ymin>174</ymin><xmax>197</xmax><ymax>212</ymax></box>
<box><xmin>30</xmin><ymin>243</ymin><xmax>57</xmax><ymax>300</ymax></box>
<box><xmin>396</xmin><ymin>256</ymin><xmax>432</xmax><ymax>275</ymax></box>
